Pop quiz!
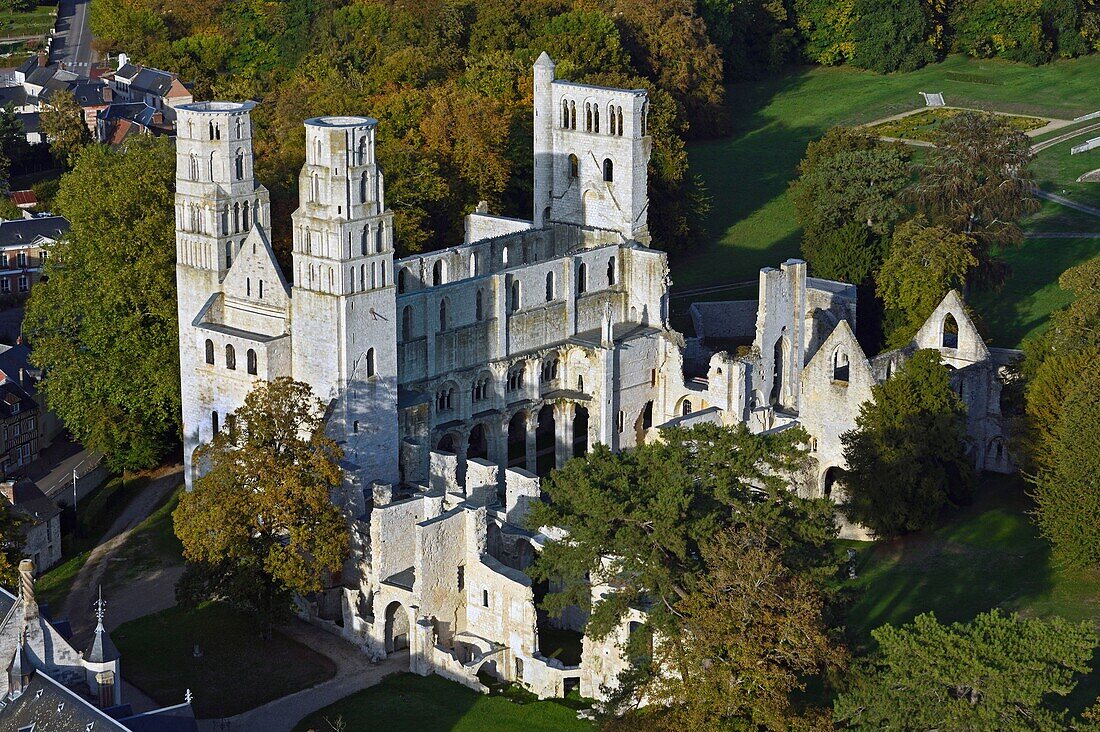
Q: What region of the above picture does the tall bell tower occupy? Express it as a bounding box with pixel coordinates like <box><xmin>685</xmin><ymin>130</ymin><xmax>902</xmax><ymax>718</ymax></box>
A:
<box><xmin>175</xmin><ymin>100</ymin><xmax>271</xmax><ymax>489</ymax></box>
<box><xmin>290</xmin><ymin>116</ymin><xmax>399</xmax><ymax>493</ymax></box>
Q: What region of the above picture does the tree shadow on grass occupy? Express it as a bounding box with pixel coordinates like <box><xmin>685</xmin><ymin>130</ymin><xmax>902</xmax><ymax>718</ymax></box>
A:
<box><xmin>843</xmin><ymin>474</ymin><xmax>1059</xmax><ymax>653</ymax></box>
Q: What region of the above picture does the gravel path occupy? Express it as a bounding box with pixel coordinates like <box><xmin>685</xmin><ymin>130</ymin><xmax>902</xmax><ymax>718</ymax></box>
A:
<box><xmin>1034</xmin><ymin>190</ymin><xmax>1100</xmax><ymax>218</ymax></box>
<box><xmin>60</xmin><ymin>464</ymin><xmax>184</xmax><ymax>646</ymax></box>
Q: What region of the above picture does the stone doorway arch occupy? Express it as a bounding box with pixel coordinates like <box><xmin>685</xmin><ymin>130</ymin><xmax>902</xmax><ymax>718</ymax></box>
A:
<box><xmin>385</xmin><ymin>600</ymin><xmax>410</xmax><ymax>653</ymax></box>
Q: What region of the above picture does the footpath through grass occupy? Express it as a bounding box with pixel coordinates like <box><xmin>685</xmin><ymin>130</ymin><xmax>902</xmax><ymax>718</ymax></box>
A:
<box><xmin>35</xmin><ymin>473</ymin><xmax>143</xmax><ymax>609</ymax></box>
<box><xmin>295</xmin><ymin>673</ymin><xmax>595</xmax><ymax>732</ymax></box>
<box><xmin>114</xmin><ymin>601</ymin><xmax>337</xmax><ymax>718</ymax></box>
<box><xmin>843</xmin><ymin>474</ymin><xmax>1100</xmax><ymax>648</ymax></box>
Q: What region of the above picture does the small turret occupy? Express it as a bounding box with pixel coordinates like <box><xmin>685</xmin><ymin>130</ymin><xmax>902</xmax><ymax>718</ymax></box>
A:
<box><xmin>7</xmin><ymin>626</ymin><xmax>33</xmax><ymax>699</ymax></box>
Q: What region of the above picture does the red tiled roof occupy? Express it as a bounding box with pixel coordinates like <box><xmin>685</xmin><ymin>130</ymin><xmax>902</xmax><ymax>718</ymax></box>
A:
<box><xmin>9</xmin><ymin>190</ymin><xmax>35</xmax><ymax>206</ymax></box>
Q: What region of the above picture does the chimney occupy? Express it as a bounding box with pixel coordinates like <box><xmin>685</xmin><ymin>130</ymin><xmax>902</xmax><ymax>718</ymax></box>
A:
<box><xmin>152</xmin><ymin>110</ymin><xmax>163</xmax><ymax>125</ymax></box>
<box><xmin>117</xmin><ymin>52</ymin><xmax>128</xmax><ymax>71</ymax></box>
<box><xmin>19</xmin><ymin>558</ymin><xmax>37</xmax><ymax>619</ymax></box>
<box><xmin>102</xmin><ymin>84</ymin><xmax>112</xmax><ymax>102</ymax></box>
<box><xmin>1</xmin><ymin>480</ymin><xmax>15</xmax><ymax>503</ymax></box>
<box><xmin>37</xmin><ymin>50</ymin><xmax>46</xmax><ymax>68</ymax></box>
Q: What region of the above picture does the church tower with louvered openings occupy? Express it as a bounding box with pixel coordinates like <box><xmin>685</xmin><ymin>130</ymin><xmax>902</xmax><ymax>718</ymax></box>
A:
<box><xmin>175</xmin><ymin>101</ymin><xmax>277</xmax><ymax>490</ymax></box>
<box><xmin>289</xmin><ymin>116</ymin><xmax>400</xmax><ymax>501</ymax></box>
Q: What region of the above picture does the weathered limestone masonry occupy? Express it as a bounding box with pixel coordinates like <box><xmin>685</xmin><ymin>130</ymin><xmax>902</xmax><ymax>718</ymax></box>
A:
<box><xmin>176</xmin><ymin>54</ymin><xmax>1016</xmax><ymax>700</ymax></box>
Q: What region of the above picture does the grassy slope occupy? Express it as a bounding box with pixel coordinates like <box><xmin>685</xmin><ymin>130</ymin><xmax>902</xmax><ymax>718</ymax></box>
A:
<box><xmin>676</xmin><ymin>54</ymin><xmax>1100</xmax><ymax>347</ymax></box>
<box><xmin>295</xmin><ymin>673</ymin><xmax>595</xmax><ymax>732</ymax></box>
<box><xmin>114</xmin><ymin>601</ymin><xmax>338</xmax><ymax>718</ymax></box>
<box><xmin>844</xmin><ymin>474</ymin><xmax>1100</xmax><ymax>646</ymax></box>
<box><xmin>103</xmin><ymin>483</ymin><xmax>184</xmax><ymax>589</ymax></box>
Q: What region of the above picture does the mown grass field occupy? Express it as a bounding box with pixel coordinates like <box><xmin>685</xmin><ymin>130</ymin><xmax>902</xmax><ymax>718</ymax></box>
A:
<box><xmin>677</xmin><ymin>54</ymin><xmax>1100</xmax><ymax>347</ymax></box>
<box><xmin>114</xmin><ymin>601</ymin><xmax>337</xmax><ymax>718</ymax></box>
<box><xmin>295</xmin><ymin>673</ymin><xmax>595</xmax><ymax>732</ymax></box>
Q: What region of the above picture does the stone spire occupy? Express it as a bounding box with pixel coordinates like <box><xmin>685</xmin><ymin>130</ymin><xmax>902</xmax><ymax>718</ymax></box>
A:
<box><xmin>85</xmin><ymin>587</ymin><xmax>120</xmax><ymax>664</ymax></box>
<box><xmin>7</xmin><ymin>625</ymin><xmax>32</xmax><ymax>699</ymax></box>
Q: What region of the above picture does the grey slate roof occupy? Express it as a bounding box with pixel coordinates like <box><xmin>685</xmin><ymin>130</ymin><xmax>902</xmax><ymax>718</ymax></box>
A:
<box><xmin>99</xmin><ymin>101</ymin><xmax>159</xmax><ymax>126</ymax></box>
<box><xmin>0</xmin><ymin>215</ymin><xmax>69</xmax><ymax>248</ymax></box>
<box><xmin>0</xmin><ymin>85</ymin><xmax>27</xmax><ymax>107</ymax></box>
<box><xmin>115</xmin><ymin>62</ymin><xmax>140</xmax><ymax>80</ymax></box>
<box><xmin>130</xmin><ymin>68</ymin><xmax>178</xmax><ymax>97</ymax></box>
<box><xmin>85</xmin><ymin>623</ymin><xmax>121</xmax><ymax>663</ymax></box>
<box><xmin>0</xmin><ymin>669</ymin><xmax>132</xmax><ymax>731</ymax></box>
<box><xmin>2</xmin><ymin>479</ymin><xmax>61</xmax><ymax>525</ymax></box>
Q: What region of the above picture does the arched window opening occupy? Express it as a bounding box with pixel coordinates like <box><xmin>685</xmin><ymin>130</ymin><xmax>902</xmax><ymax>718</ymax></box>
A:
<box><xmin>225</xmin><ymin>344</ymin><xmax>236</xmax><ymax>370</ymax></box>
<box><xmin>224</xmin><ymin>240</ymin><xmax>232</xmax><ymax>269</ymax></box>
<box><xmin>642</xmin><ymin>400</ymin><xmax>653</xmax><ymax>429</ymax></box>
<box><xmin>475</xmin><ymin>290</ymin><xmax>484</xmax><ymax>321</ymax></box>
<box><xmin>545</xmin><ymin>271</ymin><xmax>555</xmax><ymax>302</ymax></box>
<box><xmin>310</xmin><ymin>173</ymin><xmax>319</xmax><ymax>203</ymax></box>
<box><xmin>439</xmin><ymin>299</ymin><xmax>448</xmax><ymax>332</ymax></box>
<box><xmin>568</xmin><ymin>154</ymin><xmax>579</xmax><ymax>179</ymax></box>
<box><xmin>561</xmin><ymin>98</ymin><xmax>569</xmax><ymax>128</ymax></box>
<box><xmin>259</xmin><ymin>281</ymin><xmax>264</xmax><ymax>299</ymax></box>
<box><xmin>353</xmin><ymin>420</ymin><xmax>359</xmax><ymax>434</ymax></box>
<box><xmin>942</xmin><ymin>312</ymin><xmax>959</xmax><ymax>348</ymax></box>
<box><xmin>570</xmin><ymin>100</ymin><xmax>576</xmax><ymax>129</ymax></box>
<box><xmin>617</xmin><ymin>106</ymin><xmax>623</xmax><ymax>135</ymax></box>
<box><xmin>242</xmin><ymin>201</ymin><xmax>250</xmax><ymax>231</ymax></box>
<box><xmin>232</xmin><ymin>202</ymin><xmax>240</xmax><ymax>233</ymax></box>
<box><xmin>246</xmin><ymin>277</ymin><xmax>251</xmax><ymax>297</ymax></box>
<box><xmin>361</xmin><ymin>227</ymin><xmax>369</xmax><ymax>256</ymax></box>
<box><xmin>472</xmin><ymin>374</ymin><xmax>491</xmax><ymax>402</ymax></box>
<box><xmin>189</xmin><ymin>153</ymin><xmax>198</xmax><ymax>180</ymax></box>
<box><xmin>681</xmin><ymin>399</ymin><xmax>692</xmax><ymax>417</ymax></box>
<box><xmin>585</xmin><ymin>102</ymin><xmax>592</xmax><ymax>132</ymax></box>
<box><xmin>314</xmin><ymin>137</ymin><xmax>321</xmax><ymax>161</ymax></box>
<box><xmin>609</xmin><ymin>105</ymin><xmax>617</xmax><ymax>135</ymax></box>
<box><xmin>607</xmin><ymin>257</ymin><xmax>616</xmax><ymax>286</ymax></box>
<box><xmin>360</xmin><ymin>173</ymin><xmax>367</xmax><ymax>204</ymax></box>
<box><xmin>234</xmin><ymin>149</ymin><xmax>244</xmax><ymax>180</ymax></box>
<box><xmin>436</xmin><ymin>386</ymin><xmax>455</xmax><ymax>412</ymax></box>
<box><xmin>593</xmin><ymin>105</ymin><xmax>600</xmax><ymax>133</ymax></box>
<box><xmin>211</xmin><ymin>410</ymin><xmax>219</xmax><ymax>436</ymax></box>
<box><xmin>641</xmin><ymin>103</ymin><xmax>648</xmax><ymax>135</ymax></box>
<box><xmin>510</xmin><ymin>280</ymin><xmax>521</xmax><ymax>313</ymax></box>
<box><xmin>432</xmin><ymin>260</ymin><xmax>445</xmax><ymax>286</ymax></box>
<box><xmin>208</xmin><ymin>121</ymin><xmax>215</xmax><ymax>140</ymax></box>
<box><xmin>398</xmin><ymin>267</ymin><xmax>410</xmax><ymax>294</ymax></box>
<box><xmin>366</xmin><ymin>347</ymin><xmax>376</xmax><ymax>378</ymax></box>
<box><xmin>603</xmin><ymin>158</ymin><xmax>614</xmax><ymax>182</ymax></box>
<box><xmin>540</xmin><ymin>356</ymin><xmax>559</xmax><ymax>384</ymax></box>
<box><xmin>247</xmin><ymin>349</ymin><xmax>257</xmax><ymax>375</ymax></box>
<box><xmin>235</xmin><ymin>117</ymin><xmax>242</xmax><ymax>139</ymax></box>
<box><xmin>502</xmin><ymin>247</ymin><xmax>509</xmax><ymax>266</ymax></box>
<box><xmin>469</xmin><ymin>252</ymin><xmax>477</xmax><ymax>277</ymax></box>
<box><xmin>376</xmin><ymin>222</ymin><xmax>384</xmax><ymax>253</ymax></box>
<box><xmin>833</xmin><ymin>350</ymin><xmax>850</xmax><ymax>383</ymax></box>
<box><xmin>204</xmin><ymin>339</ymin><xmax>214</xmax><ymax>365</ymax></box>
<box><xmin>357</xmin><ymin>137</ymin><xmax>367</xmax><ymax>165</ymax></box>
<box><xmin>577</xmin><ymin>262</ymin><xmax>588</xmax><ymax>294</ymax></box>
<box><xmin>577</xmin><ymin>374</ymin><xmax>584</xmax><ymax>391</ymax></box>
<box><xmin>402</xmin><ymin>306</ymin><xmax>413</xmax><ymax>340</ymax></box>
<box><xmin>507</xmin><ymin>365</ymin><xmax>525</xmax><ymax>392</ymax></box>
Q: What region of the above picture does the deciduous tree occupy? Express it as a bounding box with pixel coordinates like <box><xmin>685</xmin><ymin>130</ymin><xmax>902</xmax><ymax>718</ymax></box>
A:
<box><xmin>790</xmin><ymin>128</ymin><xmax>910</xmax><ymax>282</ymax></box>
<box><xmin>834</xmin><ymin>611</ymin><xmax>1097</xmax><ymax>730</ymax></box>
<box><xmin>614</xmin><ymin>527</ymin><xmax>845</xmax><ymax>730</ymax></box>
<box><xmin>911</xmin><ymin>111</ymin><xmax>1039</xmax><ymax>284</ymax></box>
<box><xmin>0</xmin><ymin>500</ymin><xmax>27</xmax><ymax>587</ymax></box>
<box><xmin>877</xmin><ymin>217</ymin><xmax>978</xmax><ymax>346</ymax></box>
<box><xmin>39</xmin><ymin>89</ymin><xmax>90</xmax><ymax>166</ymax></box>
<box><xmin>23</xmin><ymin>137</ymin><xmax>179</xmax><ymax>471</ymax></box>
<box><xmin>173</xmin><ymin>378</ymin><xmax>348</xmax><ymax>635</ymax></box>
<box><xmin>840</xmin><ymin>349</ymin><xmax>974</xmax><ymax>536</ymax></box>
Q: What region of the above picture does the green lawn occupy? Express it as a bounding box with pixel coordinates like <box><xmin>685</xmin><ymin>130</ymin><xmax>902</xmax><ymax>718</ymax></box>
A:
<box><xmin>843</xmin><ymin>474</ymin><xmax>1100</xmax><ymax>649</ymax></box>
<box><xmin>868</xmin><ymin>107</ymin><xmax>1048</xmax><ymax>142</ymax></box>
<box><xmin>114</xmin><ymin>601</ymin><xmax>337</xmax><ymax>718</ymax></box>
<box><xmin>674</xmin><ymin>54</ymin><xmax>1100</xmax><ymax>348</ymax></box>
<box><xmin>0</xmin><ymin>6</ymin><xmax>57</xmax><ymax>38</ymax></box>
<box><xmin>295</xmin><ymin>673</ymin><xmax>595</xmax><ymax>732</ymax></box>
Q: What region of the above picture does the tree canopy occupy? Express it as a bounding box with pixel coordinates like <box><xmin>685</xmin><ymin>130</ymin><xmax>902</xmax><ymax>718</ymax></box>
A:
<box><xmin>527</xmin><ymin>423</ymin><xmax>836</xmax><ymax>640</ymax></box>
<box><xmin>0</xmin><ymin>500</ymin><xmax>27</xmax><ymax>587</ymax></box>
<box><xmin>835</xmin><ymin>611</ymin><xmax>1097</xmax><ymax>730</ymax></box>
<box><xmin>840</xmin><ymin>349</ymin><xmax>974</xmax><ymax>536</ymax></box>
<box><xmin>790</xmin><ymin>127</ymin><xmax>910</xmax><ymax>283</ymax></box>
<box><xmin>877</xmin><ymin>217</ymin><xmax>978</xmax><ymax>347</ymax></box>
<box><xmin>911</xmin><ymin>111</ymin><xmax>1039</xmax><ymax>285</ymax></box>
<box><xmin>173</xmin><ymin>378</ymin><xmax>349</xmax><ymax>634</ymax></box>
<box><xmin>39</xmin><ymin>88</ymin><xmax>91</xmax><ymax>167</ymax></box>
<box><xmin>23</xmin><ymin>136</ymin><xmax>179</xmax><ymax>472</ymax></box>
<box><xmin>615</xmin><ymin>526</ymin><xmax>845</xmax><ymax>731</ymax></box>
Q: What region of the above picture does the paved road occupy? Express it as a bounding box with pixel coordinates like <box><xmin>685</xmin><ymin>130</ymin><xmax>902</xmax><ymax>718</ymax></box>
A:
<box><xmin>1031</xmin><ymin>121</ymin><xmax>1100</xmax><ymax>153</ymax></box>
<box><xmin>49</xmin><ymin>0</ymin><xmax>95</xmax><ymax>75</ymax></box>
